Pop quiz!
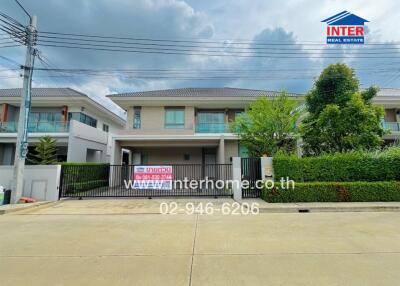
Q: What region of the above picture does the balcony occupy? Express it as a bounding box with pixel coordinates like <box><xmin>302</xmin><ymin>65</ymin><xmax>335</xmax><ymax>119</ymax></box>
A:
<box><xmin>195</xmin><ymin>122</ymin><xmax>230</xmax><ymax>133</ymax></box>
<box><xmin>0</xmin><ymin>121</ymin><xmax>69</xmax><ymax>133</ymax></box>
<box><xmin>0</xmin><ymin>122</ymin><xmax>17</xmax><ymax>133</ymax></box>
<box><xmin>382</xmin><ymin>121</ymin><xmax>400</xmax><ymax>132</ymax></box>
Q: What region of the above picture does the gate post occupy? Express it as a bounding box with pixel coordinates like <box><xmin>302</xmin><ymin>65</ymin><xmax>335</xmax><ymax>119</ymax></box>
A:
<box><xmin>232</xmin><ymin>157</ymin><xmax>242</xmax><ymax>201</ymax></box>
<box><xmin>260</xmin><ymin>157</ymin><xmax>274</xmax><ymax>180</ymax></box>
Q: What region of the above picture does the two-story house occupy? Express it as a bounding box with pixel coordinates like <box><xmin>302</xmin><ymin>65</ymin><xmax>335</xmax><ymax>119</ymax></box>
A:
<box><xmin>0</xmin><ymin>88</ymin><xmax>125</xmax><ymax>165</ymax></box>
<box><xmin>107</xmin><ymin>88</ymin><xmax>303</xmax><ymax>165</ymax></box>
<box><xmin>107</xmin><ymin>87</ymin><xmax>400</xmax><ymax>165</ymax></box>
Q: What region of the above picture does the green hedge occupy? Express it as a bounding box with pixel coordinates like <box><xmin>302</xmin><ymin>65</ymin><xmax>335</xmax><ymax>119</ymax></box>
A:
<box><xmin>65</xmin><ymin>179</ymin><xmax>109</xmax><ymax>194</ymax></box>
<box><xmin>273</xmin><ymin>148</ymin><xmax>400</xmax><ymax>182</ymax></box>
<box><xmin>262</xmin><ymin>181</ymin><xmax>400</xmax><ymax>203</ymax></box>
<box><xmin>61</xmin><ymin>163</ymin><xmax>110</xmax><ymax>193</ymax></box>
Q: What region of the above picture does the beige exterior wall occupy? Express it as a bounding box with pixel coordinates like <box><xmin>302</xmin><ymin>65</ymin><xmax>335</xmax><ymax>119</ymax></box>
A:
<box><xmin>130</xmin><ymin>147</ymin><xmax>203</xmax><ymax>164</ymax></box>
<box><xmin>124</xmin><ymin>106</ymin><xmax>195</xmax><ymax>135</ymax></box>
<box><xmin>225</xmin><ymin>140</ymin><xmax>239</xmax><ymax>163</ymax></box>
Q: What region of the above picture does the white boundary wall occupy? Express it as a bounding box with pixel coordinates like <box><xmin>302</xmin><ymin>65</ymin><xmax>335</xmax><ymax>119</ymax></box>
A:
<box><xmin>0</xmin><ymin>165</ymin><xmax>61</xmax><ymax>201</ymax></box>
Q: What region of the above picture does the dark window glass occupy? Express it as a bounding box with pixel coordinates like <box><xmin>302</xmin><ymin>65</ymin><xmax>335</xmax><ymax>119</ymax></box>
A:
<box><xmin>165</xmin><ymin>108</ymin><xmax>185</xmax><ymax>128</ymax></box>
<box><xmin>133</xmin><ymin>107</ymin><xmax>141</xmax><ymax>129</ymax></box>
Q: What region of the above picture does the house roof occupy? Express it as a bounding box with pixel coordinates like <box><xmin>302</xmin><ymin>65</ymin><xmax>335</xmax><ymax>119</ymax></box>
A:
<box><xmin>0</xmin><ymin>87</ymin><xmax>86</xmax><ymax>97</ymax></box>
<box><xmin>0</xmin><ymin>87</ymin><xmax>126</xmax><ymax>125</ymax></box>
<box><xmin>107</xmin><ymin>87</ymin><xmax>304</xmax><ymax>98</ymax></box>
<box><xmin>322</xmin><ymin>11</ymin><xmax>369</xmax><ymax>26</ymax></box>
<box><xmin>376</xmin><ymin>88</ymin><xmax>400</xmax><ymax>97</ymax></box>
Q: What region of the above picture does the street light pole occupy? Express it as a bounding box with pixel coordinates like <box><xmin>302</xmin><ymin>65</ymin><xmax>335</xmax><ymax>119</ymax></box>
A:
<box><xmin>11</xmin><ymin>15</ymin><xmax>37</xmax><ymax>203</ymax></box>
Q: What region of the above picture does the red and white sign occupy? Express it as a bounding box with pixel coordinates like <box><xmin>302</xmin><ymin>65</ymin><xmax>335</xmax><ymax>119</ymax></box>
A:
<box><xmin>133</xmin><ymin>166</ymin><xmax>173</xmax><ymax>190</ymax></box>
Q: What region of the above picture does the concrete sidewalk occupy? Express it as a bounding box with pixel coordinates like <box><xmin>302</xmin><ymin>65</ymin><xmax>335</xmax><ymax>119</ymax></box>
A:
<box><xmin>0</xmin><ymin>199</ymin><xmax>400</xmax><ymax>285</ymax></box>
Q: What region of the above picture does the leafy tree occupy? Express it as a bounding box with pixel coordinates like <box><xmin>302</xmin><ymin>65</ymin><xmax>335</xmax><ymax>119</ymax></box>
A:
<box><xmin>300</xmin><ymin>63</ymin><xmax>385</xmax><ymax>155</ymax></box>
<box><xmin>28</xmin><ymin>136</ymin><xmax>58</xmax><ymax>165</ymax></box>
<box><xmin>231</xmin><ymin>92</ymin><xmax>301</xmax><ymax>156</ymax></box>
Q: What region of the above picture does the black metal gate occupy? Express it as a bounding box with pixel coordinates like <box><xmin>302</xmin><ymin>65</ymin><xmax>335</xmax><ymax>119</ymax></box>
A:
<box><xmin>59</xmin><ymin>164</ymin><xmax>233</xmax><ymax>198</ymax></box>
<box><xmin>241</xmin><ymin>158</ymin><xmax>262</xmax><ymax>198</ymax></box>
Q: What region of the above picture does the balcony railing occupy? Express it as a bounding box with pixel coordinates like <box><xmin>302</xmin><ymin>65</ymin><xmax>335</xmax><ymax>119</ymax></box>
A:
<box><xmin>382</xmin><ymin>121</ymin><xmax>400</xmax><ymax>132</ymax></box>
<box><xmin>0</xmin><ymin>121</ymin><xmax>17</xmax><ymax>133</ymax></box>
<box><xmin>0</xmin><ymin>121</ymin><xmax>69</xmax><ymax>133</ymax></box>
<box><xmin>195</xmin><ymin>122</ymin><xmax>230</xmax><ymax>133</ymax></box>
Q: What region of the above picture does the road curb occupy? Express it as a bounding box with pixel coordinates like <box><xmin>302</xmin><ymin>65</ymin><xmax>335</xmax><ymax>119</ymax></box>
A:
<box><xmin>0</xmin><ymin>201</ymin><xmax>58</xmax><ymax>215</ymax></box>
<box><xmin>257</xmin><ymin>204</ymin><xmax>400</xmax><ymax>213</ymax></box>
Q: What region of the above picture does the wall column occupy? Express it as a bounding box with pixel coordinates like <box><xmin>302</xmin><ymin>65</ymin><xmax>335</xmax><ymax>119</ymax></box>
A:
<box><xmin>217</xmin><ymin>136</ymin><xmax>225</xmax><ymax>164</ymax></box>
<box><xmin>0</xmin><ymin>103</ymin><xmax>8</xmax><ymax>122</ymax></box>
<box><xmin>232</xmin><ymin>157</ymin><xmax>242</xmax><ymax>201</ymax></box>
<box><xmin>260</xmin><ymin>156</ymin><xmax>274</xmax><ymax>181</ymax></box>
<box><xmin>111</xmin><ymin>139</ymin><xmax>122</xmax><ymax>165</ymax></box>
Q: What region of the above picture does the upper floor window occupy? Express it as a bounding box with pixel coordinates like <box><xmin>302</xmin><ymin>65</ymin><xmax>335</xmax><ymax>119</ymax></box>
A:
<box><xmin>133</xmin><ymin>107</ymin><xmax>141</xmax><ymax>129</ymax></box>
<box><xmin>29</xmin><ymin>112</ymin><xmax>61</xmax><ymax>123</ymax></box>
<box><xmin>196</xmin><ymin>111</ymin><xmax>225</xmax><ymax>133</ymax></box>
<box><xmin>68</xmin><ymin>112</ymin><xmax>97</xmax><ymax>128</ymax></box>
<box><xmin>165</xmin><ymin>108</ymin><xmax>185</xmax><ymax>129</ymax></box>
<box><xmin>102</xmin><ymin>124</ymin><xmax>109</xmax><ymax>133</ymax></box>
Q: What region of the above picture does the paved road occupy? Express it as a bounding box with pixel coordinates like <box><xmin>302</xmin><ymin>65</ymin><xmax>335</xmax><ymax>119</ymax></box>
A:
<box><xmin>1</xmin><ymin>199</ymin><xmax>400</xmax><ymax>286</ymax></box>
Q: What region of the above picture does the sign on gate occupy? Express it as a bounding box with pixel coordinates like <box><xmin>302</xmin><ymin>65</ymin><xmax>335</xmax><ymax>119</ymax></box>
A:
<box><xmin>133</xmin><ymin>166</ymin><xmax>173</xmax><ymax>190</ymax></box>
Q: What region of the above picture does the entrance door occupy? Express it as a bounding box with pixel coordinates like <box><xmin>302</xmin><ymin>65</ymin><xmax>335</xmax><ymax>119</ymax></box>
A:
<box><xmin>204</xmin><ymin>151</ymin><xmax>217</xmax><ymax>179</ymax></box>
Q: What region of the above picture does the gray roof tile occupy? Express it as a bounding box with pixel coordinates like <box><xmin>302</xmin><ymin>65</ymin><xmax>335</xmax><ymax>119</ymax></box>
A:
<box><xmin>0</xmin><ymin>88</ymin><xmax>86</xmax><ymax>97</ymax></box>
<box><xmin>107</xmin><ymin>87</ymin><xmax>304</xmax><ymax>98</ymax></box>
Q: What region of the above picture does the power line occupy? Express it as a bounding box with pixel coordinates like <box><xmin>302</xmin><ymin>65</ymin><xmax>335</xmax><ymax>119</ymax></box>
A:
<box><xmin>37</xmin><ymin>30</ymin><xmax>400</xmax><ymax>46</ymax></box>
<box><xmin>36</xmin><ymin>34</ymin><xmax>400</xmax><ymax>51</ymax></box>
<box><xmin>0</xmin><ymin>54</ymin><xmax>22</xmax><ymax>67</ymax></box>
<box><xmin>13</xmin><ymin>0</ymin><xmax>32</xmax><ymax>21</ymax></box>
<box><xmin>37</xmin><ymin>43</ymin><xmax>400</xmax><ymax>59</ymax></box>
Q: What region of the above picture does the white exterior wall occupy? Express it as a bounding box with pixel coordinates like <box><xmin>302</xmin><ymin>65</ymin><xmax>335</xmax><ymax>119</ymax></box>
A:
<box><xmin>0</xmin><ymin>165</ymin><xmax>61</xmax><ymax>201</ymax></box>
<box><xmin>67</xmin><ymin>120</ymin><xmax>109</xmax><ymax>163</ymax></box>
<box><xmin>67</xmin><ymin>105</ymin><xmax>122</xmax><ymax>133</ymax></box>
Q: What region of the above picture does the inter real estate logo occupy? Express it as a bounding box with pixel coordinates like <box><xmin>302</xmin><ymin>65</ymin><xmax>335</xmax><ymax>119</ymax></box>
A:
<box><xmin>321</xmin><ymin>11</ymin><xmax>369</xmax><ymax>44</ymax></box>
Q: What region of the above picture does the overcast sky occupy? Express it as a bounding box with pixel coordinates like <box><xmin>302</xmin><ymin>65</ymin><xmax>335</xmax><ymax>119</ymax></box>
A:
<box><xmin>1</xmin><ymin>0</ymin><xmax>399</xmax><ymax>115</ymax></box>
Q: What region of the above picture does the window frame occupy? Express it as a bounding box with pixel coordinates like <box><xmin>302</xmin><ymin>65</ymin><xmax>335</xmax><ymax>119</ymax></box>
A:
<box><xmin>133</xmin><ymin>106</ymin><xmax>141</xmax><ymax>129</ymax></box>
<box><xmin>164</xmin><ymin>107</ymin><xmax>185</xmax><ymax>129</ymax></box>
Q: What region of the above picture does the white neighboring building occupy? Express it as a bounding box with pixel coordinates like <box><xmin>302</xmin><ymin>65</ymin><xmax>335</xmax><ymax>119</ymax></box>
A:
<box><xmin>0</xmin><ymin>88</ymin><xmax>125</xmax><ymax>165</ymax></box>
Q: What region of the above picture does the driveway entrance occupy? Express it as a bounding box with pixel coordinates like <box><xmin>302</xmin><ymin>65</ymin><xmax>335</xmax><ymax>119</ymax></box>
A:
<box><xmin>59</xmin><ymin>164</ymin><xmax>233</xmax><ymax>198</ymax></box>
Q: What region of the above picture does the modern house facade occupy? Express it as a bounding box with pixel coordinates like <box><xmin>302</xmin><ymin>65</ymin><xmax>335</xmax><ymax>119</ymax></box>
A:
<box><xmin>0</xmin><ymin>88</ymin><xmax>125</xmax><ymax>165</ymax></box>
<box><xmin>107</xmin><ymin>87</ymin><xmax>400</xmax><ymax>165</ymax></box>
<box><xmin>107</xmin><ymin>88</ymin><xmax>300</xmax><ymax>165</ymax></box>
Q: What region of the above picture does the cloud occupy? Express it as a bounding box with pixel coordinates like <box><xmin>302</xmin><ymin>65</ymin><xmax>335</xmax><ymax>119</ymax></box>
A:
<box><xmin>0</xmin><ymin>0</ymin><xmax>399</xmax><ymax>115</ymax></box>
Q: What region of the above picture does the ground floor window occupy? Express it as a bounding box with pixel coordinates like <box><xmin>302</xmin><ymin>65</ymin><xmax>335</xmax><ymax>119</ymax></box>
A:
<box><xmin>238</xmin><ymin>143</ymin><xmax>249</xmax><ymax>157</ymax></box>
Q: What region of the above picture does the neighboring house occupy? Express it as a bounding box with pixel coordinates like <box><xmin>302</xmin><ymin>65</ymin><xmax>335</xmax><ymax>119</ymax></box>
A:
<box><xmin>0</xmin><ymin>88</ymin><xmax>125</xmax><ymax>165</ymax></box>
<box><xmin>376</xmin><ymin>88</ymin><xmax>400</xmax><ymax>143</ymax></box>
<box><xmin>107</xmin><ymin>87</ymin><xmax>400</xmax><ymax>165</ymax></box>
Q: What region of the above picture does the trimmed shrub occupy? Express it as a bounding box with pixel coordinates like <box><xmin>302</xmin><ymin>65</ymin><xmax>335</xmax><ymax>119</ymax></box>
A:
<box><xmin>262</xmin><ymin>181</ymin><xmax>400</xmax><ymax>203</ymax></box>
<box><xmin>61</xmin><ymin>163</ymin><xmax>110</xmax><ymax>193</ymax></box>
<box><xmin>273</xmin><ymin>147</ymin><xmax>400</xmax><ymax>182</ymax></box>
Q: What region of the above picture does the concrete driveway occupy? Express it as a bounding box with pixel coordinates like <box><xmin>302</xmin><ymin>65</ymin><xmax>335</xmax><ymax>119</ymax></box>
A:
<box><xmin>1</xmin><ymin>199</ymin><xmax>400</xmax><ymax>286</ymax></box>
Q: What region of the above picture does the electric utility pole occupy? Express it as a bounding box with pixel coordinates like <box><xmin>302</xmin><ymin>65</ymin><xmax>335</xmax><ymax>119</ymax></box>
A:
<box><xmin>11</xmin><ymin>15</ymin><xmax>37</xmax><ymax>203</ymax></box>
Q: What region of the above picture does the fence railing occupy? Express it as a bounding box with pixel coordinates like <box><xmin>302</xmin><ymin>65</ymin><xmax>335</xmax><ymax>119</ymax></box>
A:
<box><xmin>241</xmin><ymin>158</ymin><xmax>262</xmax><ymax>198</ymax></box>
<box><xmin>382</xmin><ymin>121</ymin><xmax>400</xmax><ymax>132</ymax></box>
<box><xmin>195</xmin><ymin>123</ymin><xmax>230</xmax><ymax>133</ymax></box>
<box><xmin>60</xmin><ymin>164</ymin><xmax>233</xmax><ymax>198</ymax></box>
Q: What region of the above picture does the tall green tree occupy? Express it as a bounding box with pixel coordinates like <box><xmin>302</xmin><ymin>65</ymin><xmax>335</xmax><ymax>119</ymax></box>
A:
<box><xmin>231</xmin><ymin>92</ymin><xmax>300</xmax><ymax>156</ymax></box>
<box><xmin>300</xmin><ymin>63</ymin><xmax>385</xmax><ymax>155</ymax></box>
<box><xmin>28</xmin><ymin>136</ymin><xmax>58</xmax><ymax>165</ymax></box>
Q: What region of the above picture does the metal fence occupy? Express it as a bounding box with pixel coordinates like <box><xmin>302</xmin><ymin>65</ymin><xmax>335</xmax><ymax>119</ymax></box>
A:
<box><xmin>59</xmin><ymin>164</ymin><xmax>233</xmax><ymax>198</ymax></box>
<box><xmin>241</xmin><ymin>158</ymin><xmax>262</xmax><ymax>198</ymax></box>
